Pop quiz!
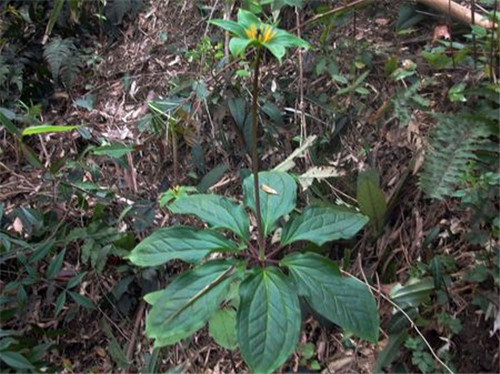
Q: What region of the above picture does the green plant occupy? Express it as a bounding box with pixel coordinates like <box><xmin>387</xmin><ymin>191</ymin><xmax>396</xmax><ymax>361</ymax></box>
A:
<box><xmin>128</xmin><ymin>172</ymin><xmax>378</xmax><ymax>373</ymax></box>
<box><xmin>419</xmin><ymin>113</ymin><xmax>497</xmax><ymax>200</ymax></box>
<box><xmin>405</xmin><ymin>337</ymin><xmax>437</xmax><ymax>374</ymax></box>
<box><xmin>126</xmin><ymin>8</ymin><xmax>379</xmax><ymax>374</ymax></box>
<box><xmin>43</xmin><ymin>38</ymin><xmax>82</xmax><ymax>87</ymax></box>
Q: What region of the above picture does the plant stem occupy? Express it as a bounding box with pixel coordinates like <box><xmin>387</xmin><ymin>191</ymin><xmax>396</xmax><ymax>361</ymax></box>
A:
<box><xmin>251</xmin><ymin>46</ymin><xmax>265</xmax><ymax>261</ymax></box>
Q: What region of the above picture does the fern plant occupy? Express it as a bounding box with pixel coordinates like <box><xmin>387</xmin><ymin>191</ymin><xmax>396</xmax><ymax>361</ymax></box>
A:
<box><xmin>419</xmin><ymin>113</ymin><xmax>496</xmax><ymax>200</ymax></box>
<box><xmin>43</xmin><ymin>38</ymin><xmax>82</xmax><ymax>87</ymax></box>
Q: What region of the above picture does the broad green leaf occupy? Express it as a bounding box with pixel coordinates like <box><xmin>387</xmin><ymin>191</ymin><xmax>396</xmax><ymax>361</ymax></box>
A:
<box><xmin>128</xmin><ymin>226</ymin><xmax>237</xmax><ymax>267</ymax></box>
<box><xmin>92</xmin><ymin>143</ymin><xmax>133</xmax><ymax>158</ymax></box>
<box><xmin>281</xmin><ymin>206</ymin><xmax>368</xmax><ymax>246</ymax></box>
<box><xmin>169</xmin><ymin>194</ymin><xmax>249</xmax><ymax>240</ymax></box>
<box><xmin>389</xmin><ymin>278</ymin><xmax>434</xmax><ymax>308</ymax></box>
<box><xmin>237</xmin><ymin>267</ymin><xmax>301</xmax><ymax>374</ymax></box>
<box><xmin>209</xmin><ymin>308</ymin><xmax>238</xmax><ymax>350</ymax></box>
<box><xmin>263</xmin><ymin>42</ymin><xmax>286</xmax><ymax>61</ymax></box>
<box><xmin>21</xmin><ymin>125</ymin><xmax>80</xmax><ymax>136</ymax></box>
<box><xmin>146</xmin><ymin>261</ymin><xmax>235</xmax><ymax>346</ymax></box>
<box><xmin>356</xmin><ymin>178</ymin><xmax>387</xmax><ymax>234</ymax></box>
<box><xmin>143</xmin><ymin>289</ymin><xmax>164</xmax><ymax>305</ymax></box>
<box><xmin>209</xmin><ymin>19</ymin><xmax>246</xmax><ymax>39</ymax></box>
<box><xmin>236</xmin><ymin>8</ymin><xmax>261</xmax><ymax>29</ymax></box>
<box><xmin>0</xmin><ymin>351</ymin><xmax>34</xmax><ymax>370</ymax></box>
<box><xmin>229</xmin><ymin>37</ymin><xmax>253</xmax><ymax>56</ymax></box>
<box><xmin>269</xmin><ymin>29</ymin><xmax>310</xmax><ymax>49</ymax></box>
<box><xmin>281</xmin><ymin>253</ymin><xmax>379</xmax><ymax>342</ymax></box>
<box><xmin>243</xmin><ymin>171</ymin><xmax>296</xmax><ymax>236</ymax></box>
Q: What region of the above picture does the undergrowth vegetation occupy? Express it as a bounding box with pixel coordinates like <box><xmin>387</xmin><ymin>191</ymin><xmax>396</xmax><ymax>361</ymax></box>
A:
<box><xmin>0</xmin><ymin>0</ymin><xmax>498</xmax><ymax>373</ymax></box>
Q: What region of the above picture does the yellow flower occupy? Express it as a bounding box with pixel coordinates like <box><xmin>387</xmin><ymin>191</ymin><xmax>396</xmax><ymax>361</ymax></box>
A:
<box><xmin>245</xmin><ymin>24</ymin><xmax>258</xmax><ymax>39</ymax></box>
<box><xmin>244</xmin><ymin>23</ymin><xmax>276</xmax><ymax>44</ymax></box>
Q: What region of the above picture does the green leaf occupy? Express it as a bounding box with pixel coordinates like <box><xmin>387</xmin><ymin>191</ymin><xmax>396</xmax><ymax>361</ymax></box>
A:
<box><xmin>0</xmin><ymin>337</ymin><xmax>17</xmax><ymax>351</ymax></box>
<box><xmin>66</xmin><ymin>271</ymin><xmax>87</xmax><ymax>289</ymax></box>
<box><xmin>297</xmin><ymin>342</ymin><xmax>315</xmax><ymax>359</ymax></box>
<box><xmin>281</xmin><ymin>206</ymin><xmax>368</xmax><ymax>246</ymax></box>
<box><xmin>128</xmin><ymin>227</ymin><xmax>238</xmax><ymax>267</ymax></box>
<box><xmin>197</xmin><ymin>164</ymin><xmax>228</xmax><ymax>193</ymax></box>
<box><xmin>43</xmin><ymin>0</ymin><xmax>65</xmax><ymax>41</ymax></box>
<box><xmin>92</xmin><ymin>142</ymin><xmax>134</xmax><ymax>158</ymax></box>
<box><xmin>283</xmin><ymin>0</ymin><xmax>302</xmax><ymax>7</ymax></box>
<box><xmin>169</xmin><ymin>194</ymin><xmax>250</xmax><ymax>240</ymax></box>
<box><xmin>21</xmin><ymin>125</ymin><xmax>80</xmax><ymax>136</ymax></box>
<box><xmin>373</xmin><ymin>331</ymin><xmax>408</xmax><ymax>373</ymax></box>
<box><xmin>229</xmin><ymin>37</ymin><xmax>253</xmax><ymax>56</ymax></box>
<box><xmin>236</xmin><ymin>8</ymin><xmax>261</xmax><ymax>29</ymax></box>
<box><xmin>210</xmin><ymin>19</ymin><xmax>246</xmax><ymax>39</ymax></box>
<box><xmin>243</xmin><ymin>171</ymin><xmax>297</xmax><ymax>236</ymax></box>
<box><xmin>20</xmin><ymin>142</ymin><xmax>43</xmax><ymax>169</ymax></box>
<box><xmin>209</xmin><ymin>308</ymin><xmax>238</xmax><ymax>350</ymax></box>
<box><xmin>270</xmin><ymin>29</ymin><xmax>310</xmax><ymax>49</ymax></box>
<box><xmin>69</xmin><ymin>291</ymin><xmax>96</xmax><ymax>309</ymax></box>
<box><xmin>46</xmin><ymin>248</ymin><xmax>66</xmax><ymax>280</ymax></box>
<box><xmin>101</xmin><ymin>320</ymin><xmax>129</xmax><ymax>369</ymax></box>
<box><xmin>54</xmin><ymin>291</ymin><xmax>66</xmax><ymax>317</ymax></box>
<box><xmin>264</xmin><ymin>42</ymin><xmax>286</xmax><ymax>61</ymax></box>
<box><xmin>237</xmin><ymin>267</ymin><xmax>301</xmax><ymax>374</ymax></box>
<box><xmin>389</xmin><ymin>278</ymin><xmax>434</xmax><ymax>308</ymax></box>
<box><xmin>147</xmin><ymin>261</ymin><xmax>235</xmax><ymax>346</ymax></box>
<box><xmin>0</xmin><ymin>351</ymin><xmax>34</xmax><ymax>370</ymax></box>
<box><xmin>281</xmin><ymin>253</ymin><xmax>379</xmax><ymax>342</ymax></box>
<box><xmin>0</xmin><ymin>111</ymin><xmax>21</xmax><ymax>137</ymax></box>
<box><xmin>356</xmin><ymin>177</ymin><xmax>387</xmax><ymax>234</ymax></box>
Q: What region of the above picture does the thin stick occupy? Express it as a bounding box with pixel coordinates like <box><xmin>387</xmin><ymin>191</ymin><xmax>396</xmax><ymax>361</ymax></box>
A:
<box><xmin>295</xmin><ymin>8</ymin><xmax>307</xmax><ymax>152</ymax></box>
<box><xmin>126</xmin><ymin>300</ymin><xmax>146</xmax><ymax>365</ymax></box>
<box><xmin>340</xmin><ymin>267</ymin><xmax>455</xmax><ymax>374</ymax></box>
<box><xmin>298</xmin><ymin>0</ymin><xmax>372</xmax><ymax>29</ymax></box>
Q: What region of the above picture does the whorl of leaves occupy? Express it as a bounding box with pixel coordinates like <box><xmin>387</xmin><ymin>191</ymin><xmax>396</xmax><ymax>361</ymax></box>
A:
<box><xmin>43</xmin><ymin>38</ymin><xmax>81</xmax><ymax>86</ymax></box>
<box><xmin>419</xmin><ymin>114</ymin><xmax>496</xmax><ymax>200</ymax></box>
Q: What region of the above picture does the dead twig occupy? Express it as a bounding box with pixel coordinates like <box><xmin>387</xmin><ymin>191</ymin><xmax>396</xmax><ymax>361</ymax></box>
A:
<box><xmin>341</xmin><ymin>266</ymin><xmax>455</xmax><ymax>374</ymax></box>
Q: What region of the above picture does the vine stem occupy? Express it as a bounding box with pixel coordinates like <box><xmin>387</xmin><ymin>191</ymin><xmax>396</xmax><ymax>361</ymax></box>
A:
<box><xmin>251</xmin><ymin>46</ymin><xmax>266</xmax><ymax>261</ymax></box>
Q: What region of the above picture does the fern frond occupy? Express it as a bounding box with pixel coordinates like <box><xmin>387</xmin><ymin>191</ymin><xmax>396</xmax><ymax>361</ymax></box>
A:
<box><xmin>60</xmin><ymin>52</ymin><xmax>82</xmax><ymax>87</ymax></box>
<box><xmin>419</xmin><ymin>114</ymin><xmax>495</xmax><ymax>200</ymax></box>
<box><xmin>43</xmin><ymin>38</ymin><xmax>77</xmax><ymax>83</ymax></box>
<box><xmin>0</xmin><ymin>55</ymin><xmax>8</xmax><ymax>87</ymax></box>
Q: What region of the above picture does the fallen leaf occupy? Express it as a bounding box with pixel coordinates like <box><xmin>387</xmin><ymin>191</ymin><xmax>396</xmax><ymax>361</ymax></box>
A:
<box><xmin>433</xmin><ymin>24</ymin><xmax>451</xmax><ymax>42</ymax></box>
<box><xmin>13</xmin><ymin>217</ymin><xmax>23</xmax><ymax>233</ymax></box>
<box><xmin>261</xmin><ymin>184</ymin><xmax>278</xmax><ymax>195</ymax></box>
